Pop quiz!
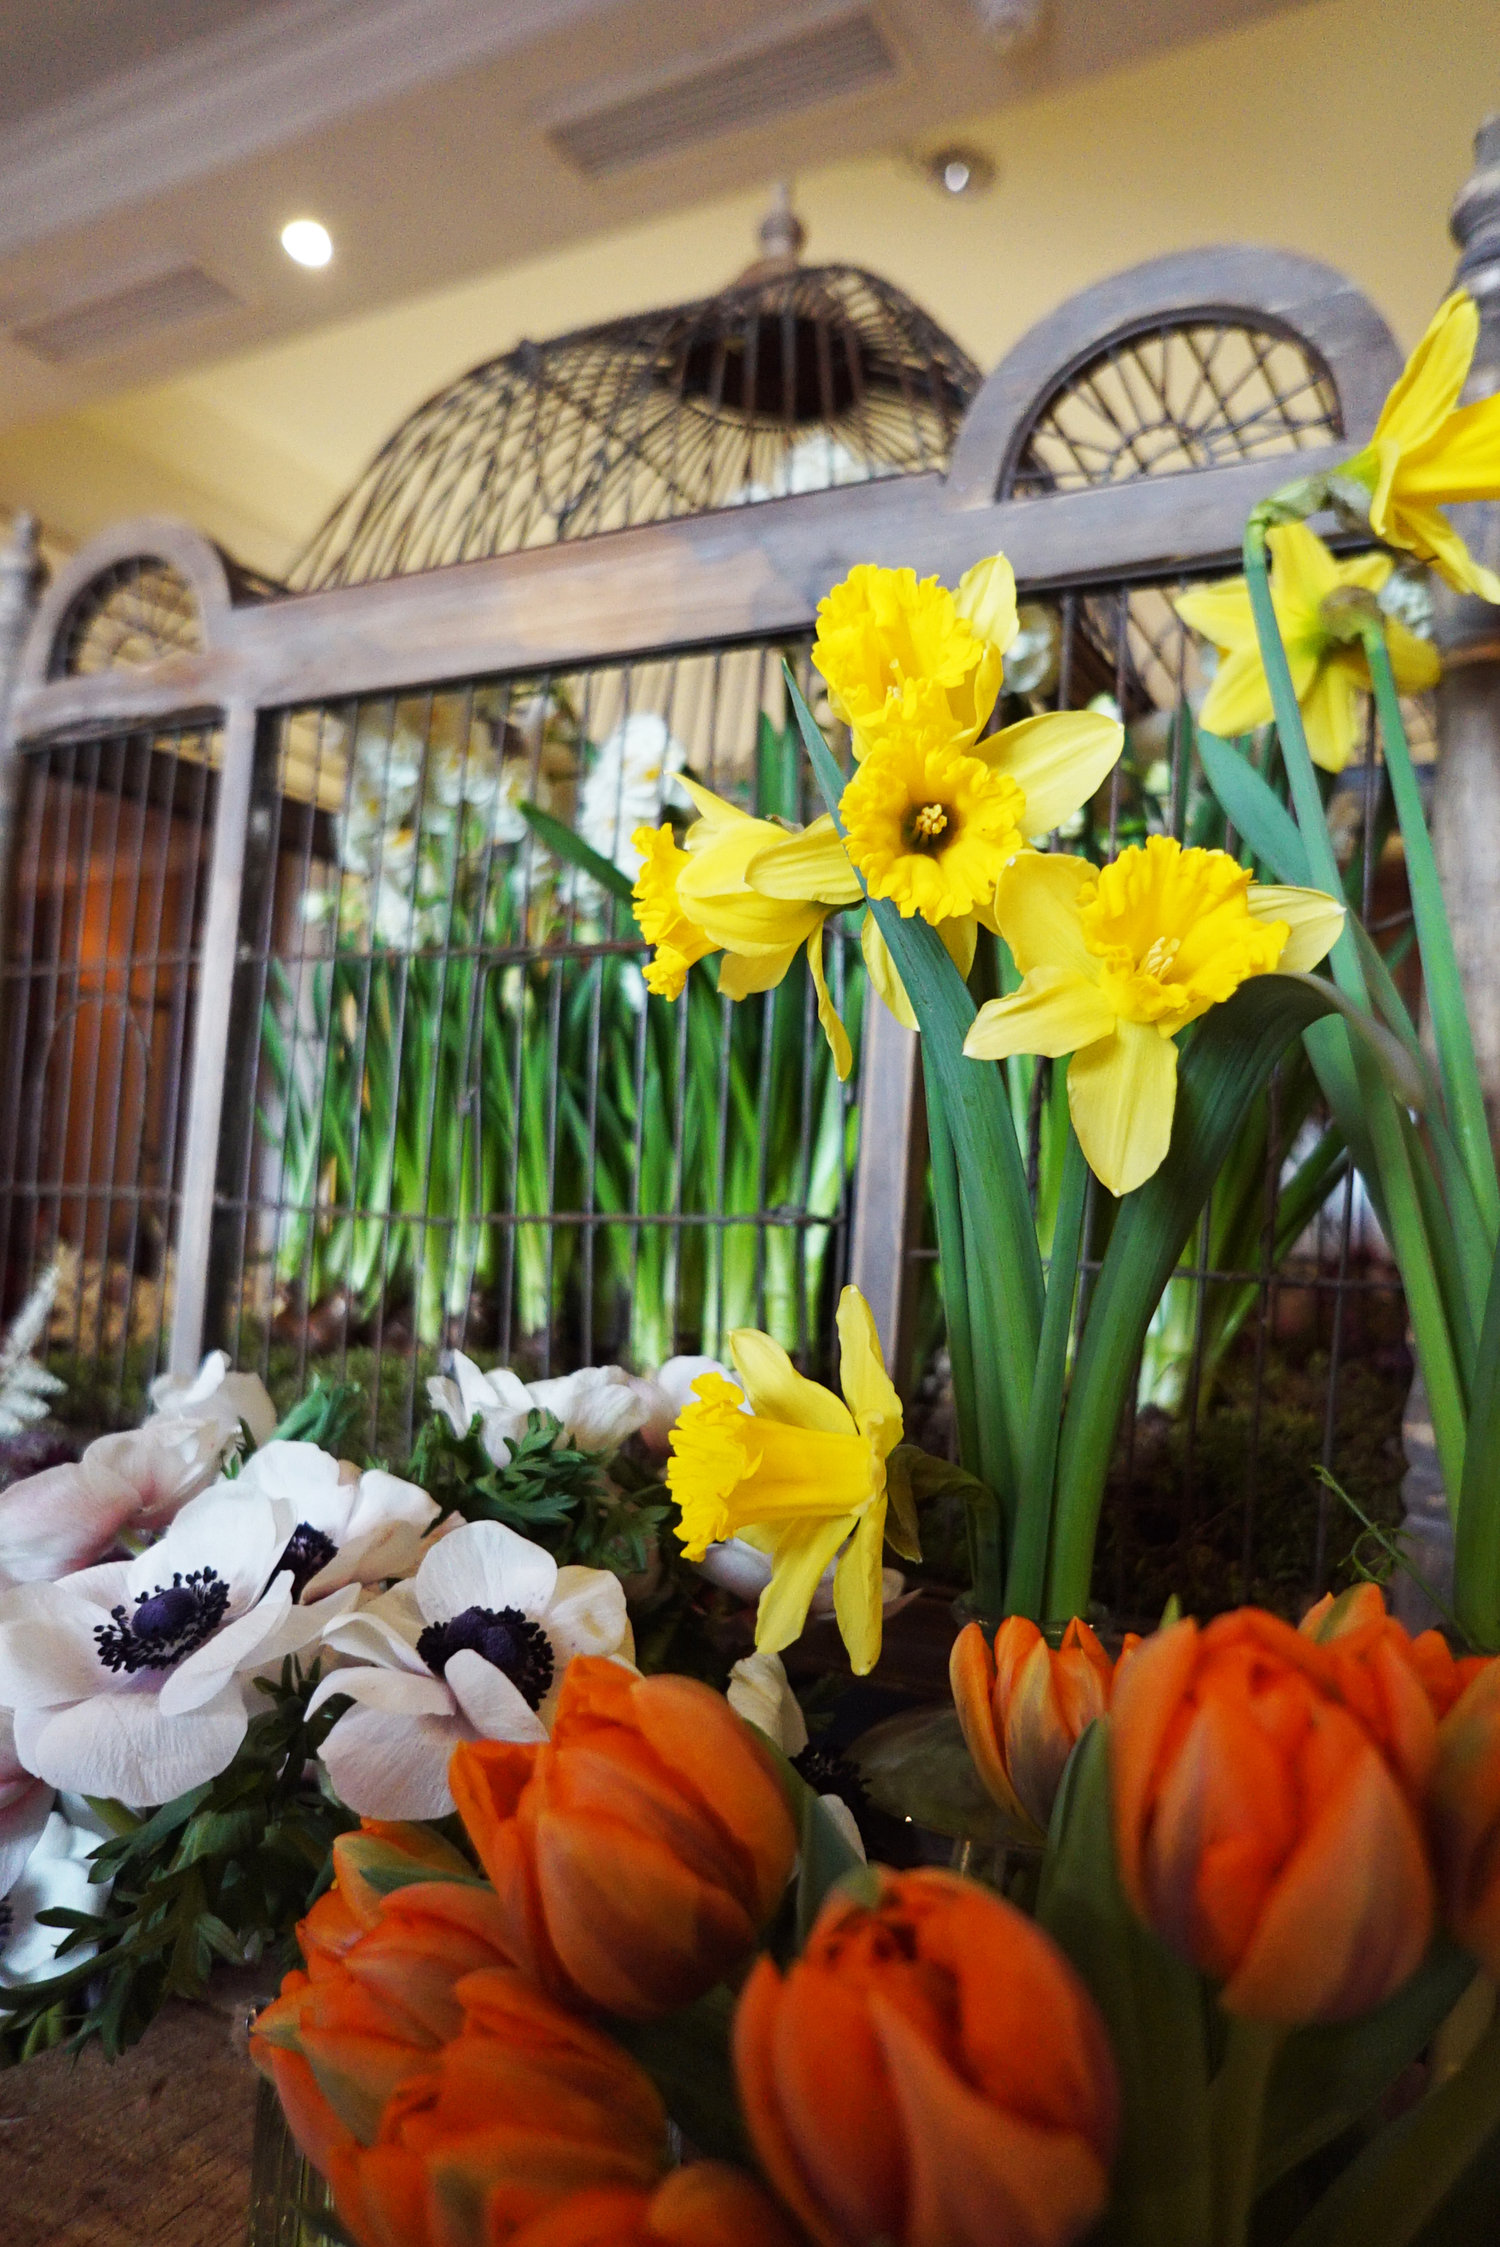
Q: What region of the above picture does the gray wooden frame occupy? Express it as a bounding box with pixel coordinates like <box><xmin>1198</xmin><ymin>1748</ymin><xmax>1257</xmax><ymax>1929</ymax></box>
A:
<box><xmin>0</xmin><ymin>248</ymin><xmax>1403</xmax><ymax>1381</ymax></box>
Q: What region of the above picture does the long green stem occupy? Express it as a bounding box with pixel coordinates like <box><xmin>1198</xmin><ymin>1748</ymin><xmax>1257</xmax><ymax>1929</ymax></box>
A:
<box><xmin>1243</xmin><ymin>522</ymin><xmax>1468</xmax><ymax>1501</ymax></box>
<box><xmin>926</xmin><ymin>1073</ymin><xmax>1005</xmax><ymax>1617</ymax></box>
<box><xmin>1010</xmin><ymin>1120</ymin><xmax>1088</xmax><ymax>1619</ymax></box>
<box><xmin>1212</xmin><ymin>2018</ymin><xmax>1282</xmax><ymax>2247</ymax></box>
<box><xmin>1360</xmin><ymin>623</ymin><xmax>1500</xmax><ymax>1240</ymax></box>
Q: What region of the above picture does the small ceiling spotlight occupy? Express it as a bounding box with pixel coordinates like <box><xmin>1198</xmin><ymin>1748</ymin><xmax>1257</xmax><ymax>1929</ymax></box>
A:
<box><xmin>970</xmin><ymin>0</ymin><xmax>1043</xmax><ymax>49</ymax></box>
<box><xmin>281</xmin><ymin>218</ymin><xmax>333</xmax><ymax>269</ymax></box>
<box><xmin>925</xmin><ymin>146</ymin><xmax>996</xmax><ymax>198</ymax></box>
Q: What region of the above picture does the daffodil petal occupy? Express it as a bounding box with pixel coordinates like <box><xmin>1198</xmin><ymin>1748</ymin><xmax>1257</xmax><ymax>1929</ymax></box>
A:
<box><xmin>1383</xmin><ymin>618</ymin><xmax>1442</xmax><ymax>694</ymax></box>
<box><xmin>1197</xmin><ymin>645</ymin><xmax>1276</xmax><ymax>741</ymax></box>
<box><xmin>747</xmin><ymin>817</ymin><xmax>863</xmax><ymax>905</ymax></box>
<box><xmin>1247</xmin><ymin>885</ymin><xmax>1345</xmax><ymax>970</ymax></box>
<box><xmin>993</xmin><ymin>851</ymin><xmax>1097</xmax><ymax>979</ymax></box>
<box><xmin>940</xmin><ymin>914</ymin><xmax>980</xmax><ymax>978</ymax></box>
<box><xmin>964</xmin><ymin>965</ymin><xmax>1118</xmax><ymax>1061</ymax></box>
<box><xmin>1337</xmin><ymin>550</ymin><xmax>1395</xmax><ymax>597</ymax></box>
<box><xmin>806</xmin><ymin>926</ymin><xmax>853</xmax><ymax>1082</ymax></box>
<box><xmin>755</xmin><ymin>1513</ymin><xmax>859</xmax><ymax>1656</ymax></box>
<box><xmin>953</xmin><ymin>553</ymin><xmax>1019</xmax><ymax>654</ymax></box>
<box><xmin>678</xmin><ymin>775</ymin><xmax>756</xmax><ymax>838</ymax></box>
<box><xmin>1066</xmin><ymin>1021</ymin><xmax>1178</xmax><ymax>1197</ymax></box>
<box><xmin>861</xmin><ymin>911</ymin><xmax>918</xmax><ymax>1030</ymax></box>
<box><xmin>1393</xmin><ymin>391</ymin><xmax>1500</xmax><ymax>504</ymax></box>
<box><xmin>729</xmin><ymin>1329</ymin><xmax>855</xmax><ymax>1436</ymax></box>
<box><xmin>833</xmin><ymin>1499</ymin><xmax>888</xmax><ymax>1677</ymax></box>
<box><xmin>1299</xmin><ymin>660</ymin><xmax>1361</xmax><ymax>774</ymax></box>
<box><xmin>1388</xmin><ymin>500</ymin><xmax>1500</xmax><ymax>602</ymax></box>
<box><xmin>1175</xmin><ymin>580</ymin><xmax>1257</xmax><ymax>651</ymax></box>
<box><xmin>987</xmin><ymin>711</ymin><xmax>1122</xmax><ymax>838</ymax></box>
<box><xmin>1373</xmin><ymin>290</ymin><xmax>1478</xmax><ymax>454</ymax></box>
<box><xmin>1269</xmin><ymin>521</ymin><xmax>1342</xmax><ymax>613</ymax></box>
<box><xmin>836</xmin><ymin>1286</ymin><xmax>902</xmax><ymax>1454</ymax></box>
<box><xmin>717</xmin><ymin>941</ymin><xmax>805</xmax><ymax>996</ymax></box>
<box><xmin>681</xmin><ymin>817</ymin><xmax>796</xmax><ymax>899</ymax></box>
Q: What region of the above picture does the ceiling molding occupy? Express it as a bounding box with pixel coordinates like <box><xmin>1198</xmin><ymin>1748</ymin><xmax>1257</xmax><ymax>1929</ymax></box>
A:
<box><xmin>0</xmin><ymin>0</ymin><xmax>620</xmax><ymax>262</ymax></box>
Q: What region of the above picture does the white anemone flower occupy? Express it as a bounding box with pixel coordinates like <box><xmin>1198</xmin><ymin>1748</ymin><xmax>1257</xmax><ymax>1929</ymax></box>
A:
<box><xmin>0</xmin><ymin>1810</ymin><xmax>110</xmax><ymax>1986</ymax></box>
<box><xmin>148</xmin><ymin>1350</ymin><xmax>278</xmax><ymax>1451</ymax></box>
<box><xmin>0</xmin><ymin>1488</ymin><xmax>356</xmax><ymax>1806</ymax></box>
<box><xmin>230</xmin><ymin>1440</ymin><xmax>440</xmax><ymax>1597</ymax></box>
<box><xmin>726</xmin><ymin>1650</ymin><xmax>865</xmax><ymax>1862</ymax></box>
<box><xmin>629</xmin><ymin>1355</ymin><xmax>733</xmax><ymax>1453</ymax></box>
<box><xmin>0</xmin><ymin>1405</ymin><xmax>245</xmax><ymax>1589</ymax></box>
<box><xmin>428</xmin><ymin>1355</ymin><xmax>647</xmax><ymax>1467</ymax></box>
<box><xmin>0</xmin><ymin>1712</ymin><xmax>53</xmax><ymax>1895</ymax></box>
<box><xmin>310</xmin><ymin>1519</ymin><xmax>633</xmax><ymax>1821</ymax></box>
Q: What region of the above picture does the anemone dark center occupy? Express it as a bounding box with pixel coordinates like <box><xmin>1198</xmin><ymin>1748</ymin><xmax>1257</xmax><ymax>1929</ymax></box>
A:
<box><xmin>792</xmin><ymin>1741</ymin><xmax>869</xmax><ymax>1824</ymax></box>
<box><xmin>906</xmin><ymin>801</ymin><xmax>952</xmax><ymax>852</ymax></box>
<box><xmin>416</xmin><ymin>1604</ymin><xmax>555</xmax><ymax>1710</ymax></box>
<box><xmin>0</xmin><ymin>1901</ymin><xmax>12</xmax><ymax>1951</ymax></box>
<box><xmin>95</xmin><ymin>1568</ymin><xmax>231</xmax><ymax>1674</ymax></box>
<box><xmin>276</xmin><ymin>1522</ymin><xmax>339</xmax><ymax>1600</ymax></box>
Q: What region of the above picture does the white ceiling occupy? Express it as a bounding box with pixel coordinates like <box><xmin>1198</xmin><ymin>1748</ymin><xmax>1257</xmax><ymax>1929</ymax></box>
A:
<box><xmin>0</xmin><ymin>0</ymin><xmax>1308</xmax><ymax>433</ymax></box>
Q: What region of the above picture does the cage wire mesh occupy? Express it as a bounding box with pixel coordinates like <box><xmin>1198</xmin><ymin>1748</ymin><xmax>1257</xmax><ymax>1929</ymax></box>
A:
<box><xmin>208</xmin><ymin>639</ymin><xmax>863</xmax><ymax>1453</ymax></box>
<box><xmin>291</xmin><ymin>265</ymin><xmax>980</xmax><ymax>588</ymax></box>
<box><xmin>0</xmin><ymin>719</ymin><xmax>219</xmax><ymax>1424</ymax></box>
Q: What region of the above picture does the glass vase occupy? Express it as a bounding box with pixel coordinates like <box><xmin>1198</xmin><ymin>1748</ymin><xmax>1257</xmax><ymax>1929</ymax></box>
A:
<box><xmin>246</xmin><ymin>2075</ymin><xmax>336</xmax><ymax>2246</ymax></box>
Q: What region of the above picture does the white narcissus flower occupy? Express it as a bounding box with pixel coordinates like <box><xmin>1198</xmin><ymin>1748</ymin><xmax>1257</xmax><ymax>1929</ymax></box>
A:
<box><xmin>230</xmin><ymin>1440</ymin><xmax>440</xmax><ymax>1597</ymax></box>
<box><xmin>0</xmin><ymin>1488</ymin><xmax>357</xmax><ymax>1806</ymax></box>
<box><xmin>427</xmin><ymin>1354</ymin><xmax>647</xmax><ymax>1466</ymax></box>
<box><xmin>726</xmin><ymin>1650</ymin><xmax>865</xmax><ymax>1862</ymax></box>
<box><xmin>310</xmin><ymin>1520</ymin><xmax>633</xmax><ymax>1821</ymax></box>
<box><xmin>148</xmin><ymin>1350</ymin><xmax>278</xmax><ymax>1451</ymax></box>
<box><xmin>576</xmin><ymin>712</ymin><xmax>691</xmax><ymax>882</ymax></box>
<box><xmin>0</xmin><ymin>1810</ymin><xmax>110</xmax><ymax>1986</ymax></box>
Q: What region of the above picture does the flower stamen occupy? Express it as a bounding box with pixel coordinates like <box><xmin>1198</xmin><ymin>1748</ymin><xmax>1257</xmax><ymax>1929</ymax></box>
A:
<box><xmin>908</xmin><ymin>802</ymin><xmax>950</xmax><ymax>847</ymax></box>
<box><xmin>417</xmin><ymin>1604</ymin><xmax>556</xmax><ymax>1710</ymax></box>
<box><xmin>276</xmin><ymin>1523</ymin><xmax>339</xmax><ymax>1600</ymax></box>
<box><xmin>95</xmin><ymin>1569</ymin><xmax>231</xmax><ymax>1674</ymax></box>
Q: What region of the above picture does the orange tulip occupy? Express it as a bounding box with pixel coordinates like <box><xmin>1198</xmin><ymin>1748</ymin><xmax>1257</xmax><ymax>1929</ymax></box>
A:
<box><xmin>332</xmin><ymin>1819</ymin><xmax>482</xmax><ymax>1929</ymax></box>
<box><xmin>951</xmin><ymin>1616</ymin><xmax>1138</xmax><ymax>1836</ymax></box>
<box><xmin>733</xmin><ymin>1867</ymin><xmax>1117</xmax><ymax>2247</ymax></box>
<box><xmin>1111</xmin><ymin>1609</ymin><xmax>1436</xmax><ymax>2022</ymax></box>
<box><xmin>1301</xmin><ymin>1582</ymin><xmax>1488</xmax><ymax>1720</ymax></box>
<box><xmin>504</xmin><ymin>2166</ymin><xmax>804</xmax><ymax>2247</ymax></box>
<box><xmin>450</xmin><ymin>1657</ymin><xmax>798</xmax><ymax>2018</ymax></box>
<box><xmin>328</xmin><ymin>1970</ymin><xmax>667</xmax><ymax>2247</ymax></box>
<box><xmin>1429</xmin><ymin>1654</ymin><xmax>1500</xmax><ymax>1978</ymax></box>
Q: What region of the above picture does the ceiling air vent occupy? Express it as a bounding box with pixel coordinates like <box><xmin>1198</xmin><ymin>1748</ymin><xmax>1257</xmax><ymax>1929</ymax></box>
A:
<box><xmin>550</xmin><ymin>10</ymin><xmax>897</xmax><ymax>178</ymax></box>
<box><xmin>11</xmin><ymin>264</ymin><xmax>241</xmax><ymax>365</ymax></box>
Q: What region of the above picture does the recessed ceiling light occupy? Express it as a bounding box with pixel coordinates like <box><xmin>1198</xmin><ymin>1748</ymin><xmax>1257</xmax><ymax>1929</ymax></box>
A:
<box><xmin>925</xmin><ymin>146</ymin><xmax>996</xmax><ymax>198</ymax></box>
<box><xmin>281</xmin><ymin>218</ymin><xmax>333</xmax><ymax>269</ymax></box>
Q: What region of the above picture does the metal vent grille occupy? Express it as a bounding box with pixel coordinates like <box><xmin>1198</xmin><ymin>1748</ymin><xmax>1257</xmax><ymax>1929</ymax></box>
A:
<box><xmin>549</xmin><ymin>11</ymin><xmax>897</xmax><ymax>176</ymax></box>
<box><xmin>11</xmin><ymin>266</ymin><xmax>240</xmax><ymax>366</ymax></box>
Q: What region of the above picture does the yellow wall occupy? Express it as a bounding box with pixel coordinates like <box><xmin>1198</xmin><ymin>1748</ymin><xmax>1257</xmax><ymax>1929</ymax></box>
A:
<box><xmin>0</xmin><ymin>0</ymin><xmax>1490</xmax><ymax>576</ymax></box>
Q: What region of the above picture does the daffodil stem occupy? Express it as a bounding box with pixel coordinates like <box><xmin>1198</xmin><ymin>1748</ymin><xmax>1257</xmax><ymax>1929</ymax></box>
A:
<box><xmin>1011</xmin><ymin>1119</ymin><xmax>1088</xmax><ymax>1620</ymax></box>
<box><xmin>1243</xmin><ymin>522</ymin><xmax>1469</xmax><ymax>1506</ymax></box>
<box><xmin>925</xmin><ymin>1083</ymin><xmax>1006</xmax><ymax>1614</ymax></box>
<box><xmin>1211</xmin><ymin>2017</ymin><xmax>1282</xmax><ymax>2247</ymax></box>
<box><xmin>1359</xmin><ymin>624</ymin><xmax>1500</xmax><ymax>1241</ymax></box>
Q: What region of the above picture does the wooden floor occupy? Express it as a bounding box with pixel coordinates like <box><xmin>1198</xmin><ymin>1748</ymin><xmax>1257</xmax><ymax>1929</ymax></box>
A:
<box><xmin>0</xmin><ymin>1999</ymin><xmax>256</xmax><ymax>2246</ymax></box>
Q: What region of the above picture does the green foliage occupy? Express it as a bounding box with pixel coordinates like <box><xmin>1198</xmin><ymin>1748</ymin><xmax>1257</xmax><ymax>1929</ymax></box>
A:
<box><xmin>0</xmin><ymin>1661</ymin><xmax>354</xmax><ymax>2065</ymax></box>
<box><xmin>273</xmin><ymin>1375</ymin><xmax>368</xmax><ymax>1453</ymax></box>
<box><xmin>407</xmin><ymin>1406</ymin><xmax>668</xmax><ymax>1577</ymax></box>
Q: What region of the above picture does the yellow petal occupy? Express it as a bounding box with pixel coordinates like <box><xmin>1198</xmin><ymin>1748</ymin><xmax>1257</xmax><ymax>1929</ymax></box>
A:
<box><xmin>1197</xmin><ymin>645</ymin><xmax>1275</xmax><ymax>740</ymax></box>
<box><xmin>1268</xmin><ymin>521</ymin><xmax>1342</xmax><ymax>616</ymax></box>
<box><xmin>729</xmin><ymin>1328</ymin><xmax>855</xmax><ymax>1436</ymax></box>
<box><xmin>1386</xmin><ymin>499</ymin><xmax>1500</xmax><ymax>602</ymax></box>
<box><xmin>686</xmin><ymin>882</ymin><xmax>821</xmax><ymax>957</ymax></box>
<box><xmin>964</xmin><ymin>964</ymin><xmax>1119</xmax><ymax>1061</ymax></box>
<box><xmin>1334</xmin><ymin>550</ymin><xmax>1394</xmax><ymax>597</ymax></box>
<box><xmin>747</xmin><ymin>817</ymin><xmax>863</xmax><ymax>906</ymax></box>
<box><xmin>1174</xmin><ymin>578</ymin><xmax>1257</xmax><ymax>652</ymax></box>
<box><xmin>1382</xmin><ymin>619</ymin><xmax>1442</xmax><ymax>694</ymax></box>
<box><xmin>805</xmin><ymin>926</ymin><xmax>853</xmax><ymax>1082</ymax></box>
<box><xmin>1299</xmin><ymin>659</ymin><xmax>1361</xmax><ymax>775</ymax></box>
<box><xmin>1247</xmin><ymin>884</ymin><xmax>1345</xmax><ymax>970</ymax></box>
<box><xmin>986</xmin><ymin>710</ymin><xmax>1122</xmax><ymax>838</ymax></box>
<box><xmin>1373</xmin><ymin>290</ymin><xmax>1478</xmax><ymax>453</ymax></box>
<box><xmin>952</xmin><ymin>553</ymin><xmax>1019</xmax><ymax>655</ymax></box>
<box><xmin>678</xmin><ymin>775</ymin><xmax>757</xmax><ymax>841</ymax></box>
<box><xmin>993</xmin><ymin>851</ymin><xmax>1097</xmax><ymax>979</ymax></box>
<box><xmin>755</xmin><ymin>1513</ymin><xmax>859</xmax><ymax>1656</ymax></box>
<box><xmin>940</xmin><ymin>914</ymin><xmax>980</xmax><ymax>978</ymax></box>
<box><xmin>718</xmin><ymin>941</ymin><xmax>805</xmax><ymax>996</ymax></box>
<box><xmin>681</xmin><ymin>815</ymin><xmax>793</xmax><ymax>898</ymax></box>
<box><xmin>1393</xmin><ymin>391</ymin><xmax>1500</xmax><ymax>504</ymax></box>
<box><xmin>861</xmin><ymin>911</ymin><xmax>918</xmax><ymax>1030</ymax></box>
<box><xmin>1066</xmin><ymin>1020</ymin><xmax>1178</xmax><ymax>1196</ymax></box>
<box><xmin>833</xmin><ymin>1499</ymin><xmax>888</xmax><ymax>1676</ymax></box>
<box><xmin>836</xmin><ymin>1286</ymin><xmax>902</xmax><ymax>1454</ymax></box>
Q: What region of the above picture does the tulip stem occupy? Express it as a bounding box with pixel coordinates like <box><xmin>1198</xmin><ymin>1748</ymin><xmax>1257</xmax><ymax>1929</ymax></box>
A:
<box><xmin>1211</xmin><ymin>2016</ymin><xmax>1283</xmax><ymax>2247</ymax></box>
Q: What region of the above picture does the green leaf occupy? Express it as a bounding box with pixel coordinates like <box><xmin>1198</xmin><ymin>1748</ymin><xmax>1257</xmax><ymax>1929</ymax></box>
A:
<box><xmin>1036</xmin><ymin>1723</ymin><xmax>1214</xmax><ymax>2247</ymax></box>
<box><xmin>1197</xmin><ymin>729</ymin><xmax>1312</xmax><ymax>884</ymax></box>
<box><xmin>850</xmin><ymin>1705</ymin><xmax>1014</xmax><ymax>1844</ymax></box>
<box><xmin>1456</xmin><ymin>1228</ymin><xmax>1500</xmax><ymax>1650</ymax></box>
<box><xmin>611</xmin><ymin>1985</ymin><xmax>750</xmax><ymax>2165</ymax></box>
<box><xmin>1259</xmin><ymin>1941</ymin><xmax>1476</xmax><ymax>2190</ymax></box>
<box><xmin>519</xmin><ymin>799</ymin><xmax>635</xmax><ymax>905</ymax></box>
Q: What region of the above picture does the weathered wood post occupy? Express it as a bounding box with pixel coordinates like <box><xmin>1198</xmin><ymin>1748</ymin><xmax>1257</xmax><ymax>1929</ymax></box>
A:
<box><xmin>1398</xmin><ymin>115</ymin><xmax>1500</xmax><ymax>1627</ymax></box>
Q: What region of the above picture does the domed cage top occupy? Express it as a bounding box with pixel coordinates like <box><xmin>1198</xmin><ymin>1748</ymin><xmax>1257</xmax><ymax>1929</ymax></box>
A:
<box><xmin>291</xmin><ymin>263</ymin><xmax>981</xmax><ymax>589</ymax></box>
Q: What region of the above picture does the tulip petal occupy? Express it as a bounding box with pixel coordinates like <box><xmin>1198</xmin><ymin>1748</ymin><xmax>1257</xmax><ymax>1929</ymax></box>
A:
<box><xmin>1066</xmin><ymin>1021</ymin><xmax>1177</xmax><ymax>1197</ymax></box>
<box><xmin>1247</xmin><ymin>885</ymin><xmax>1345</xmax><ymax>971</ymax></box>
<box><xmin>1108</xmin><ymin>1620</ymin><xmax>1201</xmax><ymax>1916</ymax></box>
<box><xmin>747</xmin><ymin>818</ymin><xmax>863</xmax><ymax>905</ymax></box>
<box><xmin>993</xmin><ymin>851</ymin><xmax>1097</xmax><ymax>978</ymax></box>
<box><xmin>734</xmin><ymin>1959</ymin><xmax>850</xmax><ymax>2247</ymax></box>
<box><xmin>988</xmin><ymin>710</ymin><xmax>1122</xmax><ymax>839</ymax></box>
<box><xmin>964</xmin><ymin>966</ymin><xmax>1117</xmax><ymax>1063</ymax></box>
<box><xmin>728</xmin><ymin>1330</ymin><xmax>855</xmax><ymax>1436</ymax></box>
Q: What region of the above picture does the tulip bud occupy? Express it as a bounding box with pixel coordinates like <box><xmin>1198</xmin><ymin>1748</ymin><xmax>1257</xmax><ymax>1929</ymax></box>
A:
<box><xmin>1301</xmin><ymin>1582</ymin><xmax>1487</xmax><ymax>1721</ymax></box>
<box><xmin>504</xmin><ymin>2165</ymin><xmax>804</xmax><ymax>2247</ymax></box>
<box><xmin>1430</xmin><ymin>1656</ymin><xmax>1500</xmax><ymax>1979</ymax></box>
<box><xmin>1112</xmin><ymin>1610</ymin><xmax>1436</xmax><ymax>2022</ymax></box>
<box><xmin>450</xmin><ymin>1657</ymin><xmax>797</xmax><ymax>2018</ymax></box>
<box><xmin>952</xmin><ymin>1616</ymin><xmax>1131</xmax><ymax>1836</ymax></box>
<box><xmin>734</xmin><ymin>1867</ymin><xmax>1117</xmax><ymax>2247</ymax></box>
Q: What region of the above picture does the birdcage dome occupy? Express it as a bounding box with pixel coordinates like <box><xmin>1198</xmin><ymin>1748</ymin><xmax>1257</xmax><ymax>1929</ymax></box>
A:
<box><xmin>291</xmin><ymin>249</ymin><xmax>981</xmax><ymax>590</ymax></box>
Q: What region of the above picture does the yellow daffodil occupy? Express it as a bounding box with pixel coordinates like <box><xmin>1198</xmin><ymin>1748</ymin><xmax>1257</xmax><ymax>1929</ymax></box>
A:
<box><xmin>963</xmin><ymin>839</ymin><xmax>1345</xmax><ymax>1195</ymax></box>
<box><xmin>1340</xmin><ymin>289</ymin><xmax>1500</xmax><ymax>602</ymax></box>
<box><xmin>666</xmin><ymin>1286</ymin><xmax>903</xmax><ymax>1675</ymax></box>
<box><xmin>1176</xmin><ymin>523</ymin><xmax>1440</xmax><ymax>773</ymax></box>
<box><xmin>812</xmin><ymin>556</ymin><xmax>1019</xmax><ymax>757</ymax></box>
<box><xmin>630</xmin><ymin>780</ymin><xmax>853</xmax><ymax>1075</ymax></box>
